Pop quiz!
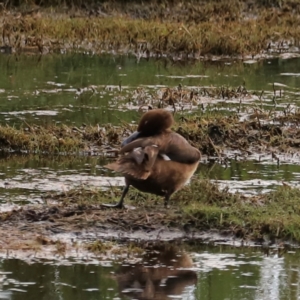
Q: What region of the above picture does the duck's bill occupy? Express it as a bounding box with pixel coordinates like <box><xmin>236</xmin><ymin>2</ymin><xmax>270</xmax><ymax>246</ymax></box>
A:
<box><xmin>121</xmin><ymin>131</ymin><xmax>142</xmax><ymax>147</ymax></box>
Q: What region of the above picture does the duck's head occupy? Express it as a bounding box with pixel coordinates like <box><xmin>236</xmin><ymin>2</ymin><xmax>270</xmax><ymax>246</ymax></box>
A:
<box><xmin>137</xmin><ymin>109</ymin><xmax>174</xmax><ymax>136</ymax></box>
<box><xmin>122</xmin><ymin>109</ymin><xmax>174</xmax><ymax>147</ymax></box>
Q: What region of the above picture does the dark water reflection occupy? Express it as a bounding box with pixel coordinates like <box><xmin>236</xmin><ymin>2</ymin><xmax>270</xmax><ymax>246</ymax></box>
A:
<box><xmin>0</xmin><ymin>244</ymin><xmax>298</xmax><ymax>300</ymax></box>
<box><xmin>116</xmin><ymin>245</ymin><xmax>197</xmax><ymax>299</ymax></box>
<box><xmin>0</xmin><ymin>259</ymin><xmax>118</xmax><ymax>300</ymax></box>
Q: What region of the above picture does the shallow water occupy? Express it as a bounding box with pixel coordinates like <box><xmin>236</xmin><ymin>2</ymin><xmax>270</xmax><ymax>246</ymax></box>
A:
<box><xmin>1</xmin><ymin>54</ymin><xmax>300</xmax><ymax>126</ymax></box>
<box><xmin>0</xmin><ymin>244</ymin><xmax>298</xmax><ymax>300</ymax></box>
<box><xmin>2</xmin><ymin>152</ymin><xmax>300</xmax><ymax>208</ymax></box>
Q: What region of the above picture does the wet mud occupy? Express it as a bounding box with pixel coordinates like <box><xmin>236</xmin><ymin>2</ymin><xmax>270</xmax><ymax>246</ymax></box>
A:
<box><xmin>0</xmin><ymin>185</ymin><xmax>294</xmax><ymax>261</ymax></box>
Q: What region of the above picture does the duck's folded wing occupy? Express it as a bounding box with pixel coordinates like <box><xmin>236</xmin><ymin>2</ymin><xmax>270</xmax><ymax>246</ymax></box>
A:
<box><xmin>120</xmin><ymin>133</ymin><xmax>201</xmax><ymax>164</ymax></box>
<box><xmin>119</xmin><ymin>137</ymin><xmax>156</xmax><ymax>154</ymax></box>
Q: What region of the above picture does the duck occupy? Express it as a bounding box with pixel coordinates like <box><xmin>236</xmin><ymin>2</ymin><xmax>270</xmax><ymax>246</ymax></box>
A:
<box><xmin>120</xmin><ymin>109</ymin><xmax>200</xmax><ymax>164</ymax></box>
<box><xmin>102</xmin><ymin>109</ymin><xmax>201</xmax><ymax>209</ymax></box>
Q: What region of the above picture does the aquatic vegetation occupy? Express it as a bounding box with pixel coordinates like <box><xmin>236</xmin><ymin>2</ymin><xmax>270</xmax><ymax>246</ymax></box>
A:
<box><xmin>120</xmin><ymin>84</ymin><xmax>250</xmax><ymax>111</ymax></box>
<box><xmin>0</xmin><ymin>105</ymin><xmax>300</xmax><ymax>160</ymax></box>
<box><xmin>0</xmin><ymin>123</ymin><xmax>125</xmax><ymax>154</ymax></box>
<box><xmin>86</xmin><ymin>240</ymin><xmax>114</xmax><ymax>254</ymax></box>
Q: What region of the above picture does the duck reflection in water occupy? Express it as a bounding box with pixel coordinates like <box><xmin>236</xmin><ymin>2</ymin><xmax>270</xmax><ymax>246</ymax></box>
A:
<box><xmin>116</xmin><ymin>244</ymin><xmax>197</xmax><ymax>300</ymax></box>
<box><xmin>103</xmin><ymin>109</ymin><xmax>201</xmax><ymax>208</ymax></box>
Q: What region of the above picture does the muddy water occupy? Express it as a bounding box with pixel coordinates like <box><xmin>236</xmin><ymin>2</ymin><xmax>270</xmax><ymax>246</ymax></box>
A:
<box><xmin>0</xmin><ymin>244</ymin><xmax>298</xmax><ymax>300</ymax></box>
<box><xmin>0</xmin><ymin>154</ymin><xmax>111</xmax><ymax>207</ymax></box>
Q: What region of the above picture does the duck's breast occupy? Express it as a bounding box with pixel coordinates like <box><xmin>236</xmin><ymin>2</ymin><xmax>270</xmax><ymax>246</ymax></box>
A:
<box><xmin>126</xmin><ymin>158</ymin><xmax>199</xmax><ymax>196</ymax></box>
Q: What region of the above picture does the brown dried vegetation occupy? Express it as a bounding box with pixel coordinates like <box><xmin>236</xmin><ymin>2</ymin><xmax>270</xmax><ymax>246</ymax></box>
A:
<box><xmin>0</xmin><ymin>107</ymin><xmax>299</xmax><ymax>161</ymax></box>
<box><xmin>1</xmin><ymin>0</ymin><xmax>300</xmax><ymax>58</ymax></box>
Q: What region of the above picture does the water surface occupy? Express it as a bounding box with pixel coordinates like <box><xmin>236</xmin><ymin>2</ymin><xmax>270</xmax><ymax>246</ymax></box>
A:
<box><xmin>0</xmin><ymin>244</ymin><xmax>297</xmax><ymax>300</ymax></box>
<box><xmin>1</xmin><ymin>54</ymin><xmax>300</xmax><ymax>126</ymax></box>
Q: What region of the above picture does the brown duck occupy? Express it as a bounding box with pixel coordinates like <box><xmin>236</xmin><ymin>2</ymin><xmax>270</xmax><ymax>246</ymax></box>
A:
<box><xmin>103</xmin><ymin>109</ymin><xmax>201</xmax><ymax>208</ymax></box>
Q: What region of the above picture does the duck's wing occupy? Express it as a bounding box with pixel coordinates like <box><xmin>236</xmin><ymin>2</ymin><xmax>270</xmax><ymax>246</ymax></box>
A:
<box><xmin>119</xmin><ymin>137</ymin><xmax>156</xmax><ymax>154</ymax></box>
<box><xmin>105</xmin><ymin>145</ymin><xmax>159</xmax><ymax>180</ymax></box>
<box><xmin>120</xmin><ymin>132</ymin><xmax>201</xmax><ymax>164</ymax></box>
<box><xmin>165</xmin><ymin>133</ymin><xmax>201</xmax><ymax>164</ymax></box>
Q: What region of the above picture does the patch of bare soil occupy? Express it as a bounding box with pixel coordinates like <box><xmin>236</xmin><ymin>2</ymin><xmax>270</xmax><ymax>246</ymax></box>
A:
<box><xmin>0</xmin><ymin>202</ymin><xmax>239</xmax><ymax>260</ymax></box>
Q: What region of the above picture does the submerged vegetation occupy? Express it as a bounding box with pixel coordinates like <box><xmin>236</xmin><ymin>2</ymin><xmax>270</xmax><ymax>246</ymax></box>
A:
<box><xmin>1</xmin><ymin>0</ymin><xmax>300</xmax><ymax>58</ymax></box>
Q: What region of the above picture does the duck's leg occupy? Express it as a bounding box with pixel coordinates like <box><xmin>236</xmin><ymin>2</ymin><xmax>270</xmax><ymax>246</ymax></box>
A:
<box><xmin>164</xmin><ymin>194</ymin><xmax>170</xmax><ymax>208</ymax></box>
<box><xmin>101</xmin><ymin>185</ymin><xmax>130</xmax><ymax>209</ymax></box>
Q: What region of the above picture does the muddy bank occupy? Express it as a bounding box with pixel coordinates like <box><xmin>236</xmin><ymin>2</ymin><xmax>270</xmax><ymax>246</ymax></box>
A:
<box><xmin>0</xmin><ymin>205</ymin><xmax>276</xmax><ymax>261</ymax></box>
<box><xmin>0</xmin><ymin>203</ymin><xmax>239</xmax><ymax>261</ymax></box>
<box><xmin>0</xmin><ymin>179</ymin><xmax>298</xmax><ymax>260</ymax></box>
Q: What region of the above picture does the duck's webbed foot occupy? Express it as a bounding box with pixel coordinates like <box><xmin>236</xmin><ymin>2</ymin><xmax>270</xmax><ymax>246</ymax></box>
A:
<box><xmin>101</xmin><ymin>202</ymin><xmax>124</xmax><ymax>209</ymax></box>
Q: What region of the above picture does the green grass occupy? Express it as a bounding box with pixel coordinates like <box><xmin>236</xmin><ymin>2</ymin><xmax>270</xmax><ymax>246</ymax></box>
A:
<box><xmin>175</xmin><ymin>179</ymin><xmax>300</xmax><ymax>241</ymax></box>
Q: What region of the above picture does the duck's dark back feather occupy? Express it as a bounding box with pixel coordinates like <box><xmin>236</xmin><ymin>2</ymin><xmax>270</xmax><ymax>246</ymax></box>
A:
<box><xmin>120</xmin><ymin>131</ymin><xmax>201</xmax><ymax>164</ymax></box>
